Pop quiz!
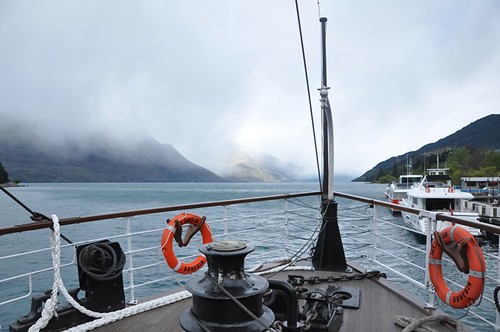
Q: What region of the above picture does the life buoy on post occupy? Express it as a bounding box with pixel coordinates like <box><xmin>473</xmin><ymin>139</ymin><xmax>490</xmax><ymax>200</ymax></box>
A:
<box><xmin>428</xmin><ymin>226</ymin><xmax>486</xmax><ymax>309</ymax></box>
<box><xmin>161</xmin><ymin>212</ymin><xmax>213</xmax><ymax>274</ymax></box>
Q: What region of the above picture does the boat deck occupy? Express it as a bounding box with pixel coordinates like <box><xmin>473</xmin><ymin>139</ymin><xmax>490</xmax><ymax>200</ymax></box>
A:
<box><xmin>93</xmin><ymin>262</ymin><xmax>467</xmax><ymax>332</ymax></box>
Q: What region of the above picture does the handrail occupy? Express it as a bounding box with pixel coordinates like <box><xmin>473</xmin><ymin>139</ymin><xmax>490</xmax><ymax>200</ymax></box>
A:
<box><xmin>0</xmin><ymin>191</ymin><xmax>321</xmax><ymax>236</ymax></box>
<box><xmin>3</xmin><ymin>189</ymin><xmax>499</xmax><ymax>236</ymax></box>
<box><xmin>0</xmin><ymin>197</ymin><xmax>319</xmax><ymax>312</ymax></box>
<box><xmin>334</xmin><ymin>191</ymin><xmax>500</xmax><ymax>235</ymax></box>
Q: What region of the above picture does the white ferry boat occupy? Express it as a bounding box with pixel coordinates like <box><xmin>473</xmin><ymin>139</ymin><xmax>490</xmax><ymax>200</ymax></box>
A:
<box><xmin>385</xmin><ymin>174</ymin><xmax>423</xmax><ymax>213</ymax></box>
<box><xmin>400</xmin><ymin>167</ymin><xmax>482</xmax><ymax>236</ymax></box>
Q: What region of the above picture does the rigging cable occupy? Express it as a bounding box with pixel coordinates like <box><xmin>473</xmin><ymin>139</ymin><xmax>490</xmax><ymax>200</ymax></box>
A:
<box><xmin>294</xmin><ymin>0</ymin><xmax>322</xmax><ymax>193</ymax></box>
<box><xmin>0</xmin><ymin>186</ymin><xmax>73</xmax><ymax>244</ymax></box>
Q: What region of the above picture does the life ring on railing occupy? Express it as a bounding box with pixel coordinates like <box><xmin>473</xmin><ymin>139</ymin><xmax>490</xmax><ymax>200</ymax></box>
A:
<box><xmin>428</xmin><ymin>226</ymin><xmax>485</xmax><ymax>309</ymax></box>
<box><xmin>160</xmin><ymin>212</ymin><xmax>213</xmax><ymax>274</ymax></box>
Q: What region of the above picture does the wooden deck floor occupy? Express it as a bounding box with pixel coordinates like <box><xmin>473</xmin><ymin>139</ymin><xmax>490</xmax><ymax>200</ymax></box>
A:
<box><xmin>94</xmin><ymin>263</ymin><xmax>468</xmax><ymax>332</ymax></box>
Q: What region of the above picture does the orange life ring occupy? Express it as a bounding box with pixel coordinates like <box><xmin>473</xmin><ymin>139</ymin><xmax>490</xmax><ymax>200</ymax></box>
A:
<box><xmin>160</xmin><ymin>212</ymin><xmax>213</xmax><ymax>274</ymax></box>
<box><xmin>428</xmin><ymin>226</ymin><xmax>485</xmax><ymax>309</ymax></box>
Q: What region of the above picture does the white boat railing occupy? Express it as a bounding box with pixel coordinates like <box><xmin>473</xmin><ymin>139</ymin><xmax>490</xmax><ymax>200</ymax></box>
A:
<box><xmin>1</xmin><ymin>191</ymin><xmax>500</xmax><ymax>331</ymax></box>
<box><xmin>334</xmin><ymin>191</ymin><xmax>500</xmax><ymax>331</ymax></box>
<box><xmin>467</xmin><ymin>201</ymin><xmax>500</xmax><ymax>219</ymax></box>
<box><xmin>0</xmin><ymin>192</ymin><xmax>322</xmax><ymax>331</ymax></box>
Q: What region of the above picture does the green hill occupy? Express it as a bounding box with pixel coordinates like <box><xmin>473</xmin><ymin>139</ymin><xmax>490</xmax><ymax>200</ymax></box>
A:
<box><xmin>354</xmin><ymin>114</ymin><xmax>500</xmax><ymax>183</ymax></box>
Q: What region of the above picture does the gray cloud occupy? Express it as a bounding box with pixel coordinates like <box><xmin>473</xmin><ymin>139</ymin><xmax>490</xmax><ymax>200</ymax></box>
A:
<box><xmin>0</xmin><ymin>1</ymin><xmax>498</xmax><ymax>177</ymax></box>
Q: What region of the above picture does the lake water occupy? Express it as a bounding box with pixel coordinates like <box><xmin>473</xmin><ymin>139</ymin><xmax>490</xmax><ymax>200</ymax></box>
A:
<box><xmin>0</xmin><ymin>182</ymin><xmax>495</xmax><ymax>331</ymax></box>
<box><xmin>1</xmin><ymin>181</ymin><xmax>386</xmax><ymax>227</ymax></box>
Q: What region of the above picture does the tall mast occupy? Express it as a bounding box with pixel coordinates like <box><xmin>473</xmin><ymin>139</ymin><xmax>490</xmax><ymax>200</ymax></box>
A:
<box><xmin>312</xmin><ymin>17</ymin><xmax>347</xmax><ymax>271</ymax></box>
<box><xmin>319</xmin><ymin>17</ymin><xmax>334</xmax><ymax>202</ymax></box>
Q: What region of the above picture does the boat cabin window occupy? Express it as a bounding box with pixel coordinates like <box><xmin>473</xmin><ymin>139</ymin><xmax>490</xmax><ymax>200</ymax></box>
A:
<box><xmin>401</xmin><ymin>178</ymin><xmax>421</xmax><ymax>184</ymax></box>
<box><xmin>425</xmin><ymin>198</ymin><xmax>454</xmax><ymax>211</ymax></box>
<box><xmin>394</xmin><ymin>192</ymin><xmax>406</xmax><ymax>199</ymax></box>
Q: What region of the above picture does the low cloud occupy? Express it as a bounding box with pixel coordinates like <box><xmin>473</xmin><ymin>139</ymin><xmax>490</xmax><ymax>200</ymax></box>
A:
<box><xmin>0</xmin><ymin>1</ymin><xmax>498</xmax><ymax>178</ymax></box>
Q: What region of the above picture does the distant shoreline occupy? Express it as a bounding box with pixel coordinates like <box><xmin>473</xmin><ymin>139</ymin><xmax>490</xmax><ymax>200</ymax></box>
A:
<box><xmin>0</xmin><ymin>183</ymin><xmax>25</xmax><ymax>188</ymax></box>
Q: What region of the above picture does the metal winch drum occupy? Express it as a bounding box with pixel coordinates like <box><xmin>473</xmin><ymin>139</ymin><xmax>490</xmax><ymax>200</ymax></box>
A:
<box><xmin>180</xmin><ymin>240</ymin><xmax>275</xmax><ymax>331</ymax></box>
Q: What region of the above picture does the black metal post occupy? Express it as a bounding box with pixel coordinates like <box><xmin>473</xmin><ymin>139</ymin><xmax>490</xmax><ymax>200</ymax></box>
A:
<box><xmin>312</xmin><ymin>199</ymin><xmax>347</xmax><ymax>271</ymax></box>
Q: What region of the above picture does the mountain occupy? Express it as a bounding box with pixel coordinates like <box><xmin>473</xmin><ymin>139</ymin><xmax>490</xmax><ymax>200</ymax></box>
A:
<box><xmin>0</xmin><ymin>122</ymin><xmax>222</xmax><ymax>182</ymax></box>
<box><xmin>354</xmin><ymin>114</ymin><xmax>500</xmax><ymax>182</ymax></box>
<box><xmin>220</xmin><ymin>149</ymin><xmax>303</xmax><ymax>182</ymax></box>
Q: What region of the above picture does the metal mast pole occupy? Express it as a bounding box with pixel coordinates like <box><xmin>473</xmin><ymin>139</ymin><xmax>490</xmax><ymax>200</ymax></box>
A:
<box><xmin>312</xmin><ymin>17</ymin><xmax>347</xmax><ymax>271</ymax></box>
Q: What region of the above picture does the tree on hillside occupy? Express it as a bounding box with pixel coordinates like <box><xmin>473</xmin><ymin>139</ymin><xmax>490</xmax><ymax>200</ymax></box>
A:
<box><xmin>390</xmin><ymin>160</ymin><xmax>398</xmax><ymax>177</ymax></box>
<box><xmin>376</xmin><ymin>167</ymin><xmax>386</xmax><ymax>181</ymax></box>
<box><xmin>0</xmin><ymin>162</ymin><xmax>9</xmax><ymax>184</ymax></box>
<box><xmin>447</xmin><ymin>147</ymin><xmax>471</xmax><ymax>171</ymax></box>
<box><xmin>484</xmin><ymin>151</ymin><xmax>500</xmax><ymax>172</ymax></box>
<box><xmin>463</xmin><ymin>148</ymin><xmax>487</xmax><ymax>170</ymax></box>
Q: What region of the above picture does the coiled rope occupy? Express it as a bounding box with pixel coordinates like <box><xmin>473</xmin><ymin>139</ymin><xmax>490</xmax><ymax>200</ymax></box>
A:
<box><xmin>78</xmin><ymin>241</ymin><xmax>125</xmax><ymax>281</ymax></box>
<box><xmin>28</xmin><ymin>215</ymin><xmax>192</xmax><ymax>332</ymax></box>
<box><xmin>494</xmin><ymin>286</ymin><xmax>500</xmax><ymax>314</ymax></box>
<box><xmin>394</xmin><ymin>314</ymin><xmax>463</xmax><ymax>332</ymax></box>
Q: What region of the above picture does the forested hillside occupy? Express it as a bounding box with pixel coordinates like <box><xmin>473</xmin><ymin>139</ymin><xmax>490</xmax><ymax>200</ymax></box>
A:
<box><xmin>0</xmin><ymin>162</ymin><xmax>9</xmax><ymax>184</ymax></box>
<box><xmin>354</xmin><ymin>114</ymin><xmax>500</xmax><ymax>183</ymax></box>
<box><xmin>375</xmin><ymin>147</ymin><xmax>500</xmax><ymax>184</ymax></box>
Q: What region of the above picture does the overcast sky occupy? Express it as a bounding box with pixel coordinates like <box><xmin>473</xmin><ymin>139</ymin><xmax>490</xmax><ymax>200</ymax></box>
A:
<box><xmin>0</xmin><ymin>1</ymin><xmax>499</xmax><ymax>178</ymax></box>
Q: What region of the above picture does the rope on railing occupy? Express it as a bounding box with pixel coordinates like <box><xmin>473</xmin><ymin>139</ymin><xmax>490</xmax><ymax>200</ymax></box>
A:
<box><xmin>27</xmin><ymin>213</ymin><xmax>313</xmax><ymax>332</ymax></box>
<box><xmin>28</xmin><ymin>215</ymin><xmax>192</xmax><ymax>332</ymax></box>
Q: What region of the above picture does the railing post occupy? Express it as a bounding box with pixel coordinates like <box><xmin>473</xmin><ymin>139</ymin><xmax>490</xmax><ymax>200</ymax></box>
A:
<box><xmin>126</xmin><ymin>217</ymin><xmax>137</xmax><ymax>305</ymax></box>
<box><xmin>496</xmin><ymin>235</ymin><xmax>500</xmax><ymax>331</ymax></box>
<box><xmin>369</xmin><ymin>204</ymin><xmax>377</xmax><ymax>271</ymax></box>
<box><xmin>285</xmin><ymin>200</ymin><xmax>290</xmax><ymax>252</ymax></box>
<box><xmin>223</xmin><ymin>206</ymin><xmax>228</xmax><ymax>240</ymax></box>
<box><xmin>423</xmin><ymin>211</ymin><xmax>436</xmax><ymax>309</ymax></box>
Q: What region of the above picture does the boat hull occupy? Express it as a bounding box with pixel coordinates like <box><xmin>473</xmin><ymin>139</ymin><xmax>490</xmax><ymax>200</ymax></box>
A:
<box><xmin>401</xmin><ymin>210</ymin><xmax>482</xmax><ymax>237</ymax></box>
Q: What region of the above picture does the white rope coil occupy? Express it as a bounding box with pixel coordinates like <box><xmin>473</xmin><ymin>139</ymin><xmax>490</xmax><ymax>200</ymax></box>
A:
<box><xmin>67</xmin><ymin>291</ymin><xmax>192</xmax><ymax>332</ymax></box>
<box><xmin>394</xmin><ymin>314</ymin><xmax>463</xmax><ymax>332</ymax></box>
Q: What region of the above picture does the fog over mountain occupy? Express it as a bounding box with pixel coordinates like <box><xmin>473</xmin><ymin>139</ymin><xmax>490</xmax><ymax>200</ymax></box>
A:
<box><xmin>0</xmin><ymin>118</ymin><xmax>222</xmax><ymax>182</ymax></box>
<box><xmin>1</xmin><ymin>1</ymin><xmax>498</xmax><ymax>178</ymax></box>
<box><xmin>0</xmin><ymin>117</ymin><xmax>309</xmax><ymax>182</ymax></box>
<box><xmin>220</xmin><ymin>147</ymin><xmax>305</xmax><ymax>182</ymax></box>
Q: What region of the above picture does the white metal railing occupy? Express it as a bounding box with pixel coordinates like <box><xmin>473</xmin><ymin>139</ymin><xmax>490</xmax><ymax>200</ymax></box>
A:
<box><xmin>469</xmin><ymin>201</ymin><xmax>500</xmax><ymax>219</ymax></box>
<box><xmin>335</xmin><ymin>198</ymin><xmax>500</xmax><ymax>331</ymax></box>
<box><xmin>1</xmin><ymin>192</ymin><xmax>500</xmax><ymax>331</ymax></box>
<box><xmin>0</xmin><ymin>194</ymin><xmax>321</xmax><ymax>331</ymax></box>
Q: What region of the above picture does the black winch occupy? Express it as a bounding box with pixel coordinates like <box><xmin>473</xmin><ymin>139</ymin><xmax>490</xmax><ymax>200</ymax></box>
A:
<box><xmin>180</xmin><ymin>240</ymin><xmax>275</xmax><ymax>332</ymax></box>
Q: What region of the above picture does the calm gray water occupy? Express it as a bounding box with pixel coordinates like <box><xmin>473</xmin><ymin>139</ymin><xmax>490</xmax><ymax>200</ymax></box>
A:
<box><xmin>0</xmin><ymin>182</ymin><xmax>495</xmax><ymax>331</ymax></box>
<box><xmin>0</xmin><ymin>181</ymin><xmax>385</xmax><ymax>227</ymax></box>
